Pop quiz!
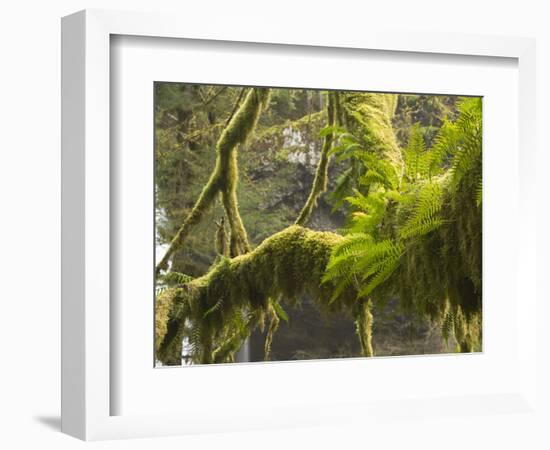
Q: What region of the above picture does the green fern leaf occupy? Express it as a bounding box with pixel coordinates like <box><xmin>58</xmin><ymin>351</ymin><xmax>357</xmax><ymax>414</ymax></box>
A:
<box><xmin>271</xmin><ymin>299</ymin><xmax>289</xmax><ymax>323</ymax></box>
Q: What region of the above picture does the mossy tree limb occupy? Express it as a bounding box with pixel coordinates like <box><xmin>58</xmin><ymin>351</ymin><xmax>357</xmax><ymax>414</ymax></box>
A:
<box><xmin>295</xmin><ymin>92</ymin><xmax>336</xmax><ymax>226</ymax></box>
<box><xmin>222</xmin><ymin>188</ymin><xmax>251</xmax><ymax>257</ymax></box>
<box><xmin>263</xmin><ymin>301</ymin><xmax>281</xmax><ymax>361</ymax></box>
<box><xmin>156</xmin><ymin>225</ymin><xmax>368</xmax><ymax>363</ymax></box>
<box><xmin>342</xmin><ymin>92</ymin><xmax>404</xmax><ymax>181</ymax></box>
<box><xmin>156</xmin><ymin>88</ymin><xmax>271</xmax><ymax>273</ymax></box>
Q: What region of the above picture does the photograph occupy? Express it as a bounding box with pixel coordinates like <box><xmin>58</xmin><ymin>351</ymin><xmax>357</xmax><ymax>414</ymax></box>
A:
<box><xmin>154</xmin><ymin>83</ymin><xmax>482</xmax><ymax>366</ymax></box>
<box><xmin>0</xmin><ymin>1</ymin><xmax>541</xmax><ymax>446</ymax></box>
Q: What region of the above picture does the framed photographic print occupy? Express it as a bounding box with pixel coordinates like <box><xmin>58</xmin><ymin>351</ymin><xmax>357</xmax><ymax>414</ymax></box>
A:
<box><xmin>62</xmin><ymin>9</ymin><xmax>538</xmax><ymax>442</ymax></box>
<box><xmin>153</xmin><ymin>83</ymin><xmax>482</xmax><ymax>367</ymax></box>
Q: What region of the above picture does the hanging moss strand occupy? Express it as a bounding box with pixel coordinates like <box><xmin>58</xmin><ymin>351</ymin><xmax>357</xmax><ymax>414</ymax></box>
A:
<box><xmin>215</xmin><ymin>217</ymin><xmax>229</xmax><ymax>257</ymax></box>
<box><xmin>355</xmin><ymin>300</ymin><xmax>374</xmax><ymax>357</ymax></box>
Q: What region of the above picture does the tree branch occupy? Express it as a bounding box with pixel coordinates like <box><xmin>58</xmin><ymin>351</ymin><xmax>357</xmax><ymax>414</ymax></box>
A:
<box><xmin>155</xmin><ymin>225</ymin><xmax>361</xmax><ymax>363</ymax></box>
<box><xmin>295</xmin><ymin>91</ymin><xmax>336</xmax><ymax>226</ymax></box>
<box><xmin>156</xmin><ymin>88</ymin><xmax>270</xmax><ymax>274</ymax></box>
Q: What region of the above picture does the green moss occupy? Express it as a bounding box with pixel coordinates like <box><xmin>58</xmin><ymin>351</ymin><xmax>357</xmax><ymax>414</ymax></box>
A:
<box><xmin>155</xmin><ymin>287</ymin><xmax>186</xmax><ymax>363</ymax></box>
<box><xmin>343</xmin><ymin>92</ymin><xmax>404</xmax><ymax>179</ymax></box>
<box><xmin>156</xmin><ymin>225</ymin><xmax>367</xmax><ymax>364</ymax></box>
<box><xmin>155</xmin><ymin>289</ymin><xmax>173</xmax><ymax>350</ymax></box>
<box><xmin>214</xmin><ymin>216</ymin><xmax>229</xmax><ymax>257</ymax></box>
<box><xmin>263</xmin><ymin>301</ymin><xmax>281</xmax><ymax>361</ymax></box>
<box><xmin>355</xmin><ymin>300</ymin><xmax>374</xmax><ymax>357</ymax></box>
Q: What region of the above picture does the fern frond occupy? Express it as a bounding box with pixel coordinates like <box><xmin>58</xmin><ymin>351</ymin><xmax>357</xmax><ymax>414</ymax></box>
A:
<box><xmin>476</xmin><ymin>178</ymin><xmax>482</xmax><ymax>207</ymax></box>
<box><xmin>399</xmin><ymin>182</ymin><xmax>444</xmax><ymax>240</ymax></box>
<box><xmin>358</xmin><ymin>170</ymin><xmax>387</xmax><ymax>187</ymax></box>
<box><xmin>428</xmin><ymin>120</ymin><xmax>460</xmax><ymax>174</ymax></box>
<box><xmin>448</xmin><ymin>97</ymin><xmax>482</xmax><ymax>189</ymax></box>
<box><xmin>358</xmin><ymin>253</ymin><xmax>401</xmax><ymax>298</ymax></box>
<box><xmin>404</xmin><ymin>123</ymin><xmax>428</xmax><ymax>181</ymax></box>
<box><xmin>353</xmin><ymin>239</ymin><xmax>403</xmax><ymax>297</ymax></box>
<box><xmin>271</xmin><ymin>298</ymin><xmax>289</xmax><ymax>323</ymax></box>
<box><xmin>343</xmin><ymin>192</ymin><xmax>386</xmax><ymax>237</ymax></box>
<box><xmin>319</xmin><ymin>124</ymin><xmax>346</xmax><ymax>138</ymax></box>
<box><xmin>327</xmin><ymin>233</ymin><xmax>374</xmax><ymax>262</ymax></box>
<box><xmin>159</xmin><ymin>271</ymin><xmax>194</xmax><ymax>286</ymax></box>
<box><xmin>203</xmin><ymin>297</ymin><xmax>224</xmax><ymax>318</ymax></box>
<box><xmin>358</xmin><ymin>153</ymin><xmax>399</xmax><ymax>190</ymax></box>
<box><xmin>328</xmin><ymin>166</ymin><xmax>355</xmax><ymax>210</ymax></box>
<box><xmin>441</xmin><ymin>309</ymin><xmax>455</xmax><ymax>344</ymax></box>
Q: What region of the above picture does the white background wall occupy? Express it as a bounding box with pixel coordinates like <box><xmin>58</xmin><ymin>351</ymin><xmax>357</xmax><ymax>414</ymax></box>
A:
<box><xmin>0</xmin><ymin>1</ymin><xmax>548</xmax><ymax>448</ymax></box>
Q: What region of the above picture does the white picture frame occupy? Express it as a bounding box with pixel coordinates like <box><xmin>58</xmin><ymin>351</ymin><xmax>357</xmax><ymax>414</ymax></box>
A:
<box><xmin>61</xmin><ymin>9</ymin><xmax>538</xmax><ymax>441</ymax></box>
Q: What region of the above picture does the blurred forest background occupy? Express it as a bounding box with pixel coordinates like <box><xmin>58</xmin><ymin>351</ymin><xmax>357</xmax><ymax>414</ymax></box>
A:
<box><xmin>154</xmin><ymin>84</ymin><xmax>481</xmax><ymax>364</ymax></box>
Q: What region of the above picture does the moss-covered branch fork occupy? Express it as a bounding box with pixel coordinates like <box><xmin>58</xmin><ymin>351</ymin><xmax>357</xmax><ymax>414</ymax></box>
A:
<box><xmin>156</xmin><ymin>88</ymin><xmax>271</xmax><ymax>274</ymax></box>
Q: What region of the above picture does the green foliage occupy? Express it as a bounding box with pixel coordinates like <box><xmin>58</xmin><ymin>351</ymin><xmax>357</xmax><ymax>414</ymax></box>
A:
<box><xmin>158</xmin><ymin>271</ymin><xmax>194</xmax><ymax>286</ymax></box>
<box><xmin>449</xmin><ymin>98</ymin><xmax>483</xmax><ymax>190</ymax></box>
<box><xmin>260</xmin><ymin>89</ymin><xmax>322</xmax><ymax>126</ymax></box>
<box><xmin>392</xmin><ymin>94</ymin><xmax>460</xmax><ymax>147</ymax></box>
<box><xmin>358</xmin><ymin>153</ymin><xmax>400</xmax><ymax>191</ymax></box>
<box><xmin>323</xmin><ymin>235</ymin><xmax>404</xmax><ymax>300</ymax></box>
<box><xmin>271</xmin><ymin>298</ymin><xmax>289</xmax><ymax>323</ymax></box>
<box><xmin>345</xmin><ymin>190</ymin><xmax>387</xmax><ymax>235</ymax></box>
<box><xmin>398</xmin><ymin>181</ymin><xmax>445</xmax><ymax>239</ymax></box>
<box><xmin>324</xmin><ymin>96</ymin><xmax>483</xmax><ymax>352</ymax></box>
<box><xmin>404</xmin><ymin>123</ymin><xmax>429</xmax><ymax>180</ymax></box>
